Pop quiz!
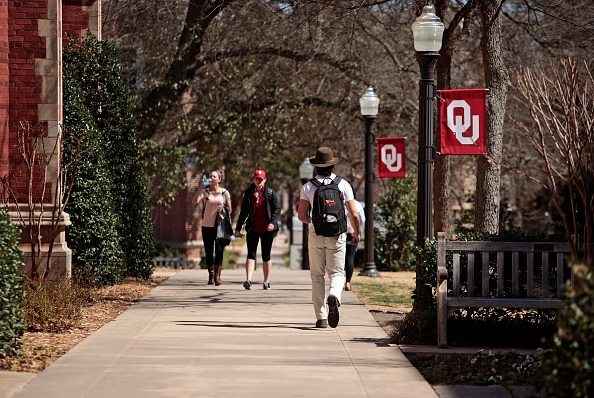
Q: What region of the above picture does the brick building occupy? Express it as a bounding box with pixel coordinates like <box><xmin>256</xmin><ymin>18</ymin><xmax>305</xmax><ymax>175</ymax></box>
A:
<box><xmin>152</xmin><ymin>171</ymin><xmax>205</xmax><ymax>262</ymax></box>
<box><xmin>1</xmin><ymin>0</ymin><xmax>100</xmax><ymax>276</ymax></box>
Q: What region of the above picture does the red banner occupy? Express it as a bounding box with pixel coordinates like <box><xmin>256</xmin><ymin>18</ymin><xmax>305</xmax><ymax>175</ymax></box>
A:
<box><xmin>377</xmin><ymin>137</ymin><xmax>406</xmax><ymax>178</ymax></box>
<box><xmin>439</xmin><ymin>89</ymin><xmax>487</xmax><ymax>155</ymax></box>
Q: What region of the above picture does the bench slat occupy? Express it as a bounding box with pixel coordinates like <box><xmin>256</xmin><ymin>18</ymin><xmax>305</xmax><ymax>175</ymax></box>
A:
<box><xmin>453</xmin><ymin>252</ymin><xmax>460</xmax><ymax>296</ymax></box>
<box><xmin>468</xmin><ymin>253</ymin><xmax>475</xmax><ymax>297</ymax></box>
<box><xmin>527</xmin><ymin>252</ymin><xmax>534</xmax><ymax>297</ymax></box>
<box><xmin>557</xmin><ymin>252</ymin><xmax>564</xmax><ymax>298</ymax></box>
<box><xmin>542</xmin><ymin>254</ymin><xmax>550</xmax><ymax>298</ymax></box>
<box><xmin>447</xmin><ymin>297</ymin><xmax>563</xmax><ymax>309</ymax></box>
<box><xmin>497</xmin><ymin>251</ymin><xmax>504</xmax><ymax>298</ymax></box>
<box><xmin>445</xmin><ymin>241</ymin><xmax>571</xmax><ymax>252</ymax></box>
<box><xmin>512</xmin><ymin>252</ymin><xmax>520</xmax><ymax>297</ymax></box>
<box><xmin>481</xmin><ymin>251</ymin><xmax>489</xmax><ymax>297</ymax></box>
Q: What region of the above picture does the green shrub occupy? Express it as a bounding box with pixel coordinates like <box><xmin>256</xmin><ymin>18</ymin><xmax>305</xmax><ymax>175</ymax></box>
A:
<box><xmin>374</xmin><ymin>175</ymin><xmax>417</xmax><ymax>271</ymax></box>
<box><xmin>0</xmin><ymin>208</ymin><xmax>25</xmax><ymax>357</ymax></box>
<box><xmin>63</xmin><ymin>36</ymin><xmax>126</xmax><ymax>286</ymax></box>
<box><xmin>63</xmin><ymin>33</ymin><xmax>155</xmax><ymax>281</ymax></box>
<box><xmin>76</xmin><ymin>34</ymin><xmax>155</xmax><ymax>279</ymax></box>
<box><xmin>411</xmin><ymin>239</ymin><xmax>437</xmax><ymax>312</ymax></box>
<box><xmin>538</xmin><ymin>264</ymin><xmax>594</xmax><ymax>397</ymax></box>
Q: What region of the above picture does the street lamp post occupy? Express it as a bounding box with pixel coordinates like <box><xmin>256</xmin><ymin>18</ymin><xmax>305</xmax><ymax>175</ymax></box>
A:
<box><xmin>412</xmin><ymin>4</ymin><xmax>444</xmax><ymax>248</ymax></box>
<box><xmin>358</xmin><ymin>86</ymin><xmax>381</xmax><ymax>277</ymax></box>
<box><xmin>299</xmin><ymin>158</ymin><xmax>315</xmax><ymax>270</ymax></box>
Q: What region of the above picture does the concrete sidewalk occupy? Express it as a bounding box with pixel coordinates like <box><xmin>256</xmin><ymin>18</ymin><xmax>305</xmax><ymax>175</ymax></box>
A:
<box><xmin>8</xmin><ymin>268</ymin><xmax>436</xmax><ymax>398</ymax></box>
<box><xmin>2</xmin><ymin>236</ymin><xmax>535</xmax><ymax>397</ymax></box>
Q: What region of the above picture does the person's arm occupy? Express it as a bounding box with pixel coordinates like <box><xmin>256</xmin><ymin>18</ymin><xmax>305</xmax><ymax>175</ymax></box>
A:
<box><xmin>297</xmin><ymin>199</ymin><xmax>311</xmax><ymax>224</ymax></box>
<box><xmin>346</xmin><ymin>200</ymin><xmax>361</xmax><ymax>244</ymax></box>
<box><xmin>234</xmin><ymin>192</ymin><xmax>248</xmax><ymax>236</ymax></box>
<box><xmin>225</xmin><ymin>191</ymin><xmax>232</xmax><ymax>215</ymax></box>
<box><xmin>191</xmin><ymin>188</ymin><xmax>206</xmax><ymax>205</ymax></box>
<box><xmin>268</xmin><ymin>189</ymin><xmax>282</xmax><ymax>231</ymax></box>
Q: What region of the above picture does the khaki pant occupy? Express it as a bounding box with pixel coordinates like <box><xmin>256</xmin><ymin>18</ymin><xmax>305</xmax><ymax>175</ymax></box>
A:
<box><xmin>307</xmin><ymin>226</ymin><xmax>346</xmax><ymax>320</ymax></box>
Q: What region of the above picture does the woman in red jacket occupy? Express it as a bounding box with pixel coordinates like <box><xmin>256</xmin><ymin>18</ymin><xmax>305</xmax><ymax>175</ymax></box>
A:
<box><xmin>234</xmin><ymin>169</ymin><xmax>281</xmax><ymax>290</ymax></box>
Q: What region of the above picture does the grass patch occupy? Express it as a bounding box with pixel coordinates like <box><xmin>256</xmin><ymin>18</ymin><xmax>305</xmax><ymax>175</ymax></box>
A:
<box><xmin>350</xmin><ymin>270</ymin><xmax>415</xmax><ymax>310</ymax></box>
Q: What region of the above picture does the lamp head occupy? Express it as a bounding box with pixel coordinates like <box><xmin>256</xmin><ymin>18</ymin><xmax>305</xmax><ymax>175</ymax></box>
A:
<box><xmin>299</xmin><ymin>157</ymin><xmax>315</xmax><ymax>179</ymax></box>
<box><xmin>359</xmin><ymin>86</ymin><xmax>380</xmax><ymax>116</ymax></box>
<box><xmin>412</xmin><ymin>4</ymin><xmax>444</xmax><ymax>52</ymax></box>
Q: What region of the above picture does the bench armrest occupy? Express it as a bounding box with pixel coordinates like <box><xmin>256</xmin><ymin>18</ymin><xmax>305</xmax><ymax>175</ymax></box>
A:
<box><xmin>438</xmin><ymin>268</ymin><xmax>448</xmax><ymax>285</ymax></box>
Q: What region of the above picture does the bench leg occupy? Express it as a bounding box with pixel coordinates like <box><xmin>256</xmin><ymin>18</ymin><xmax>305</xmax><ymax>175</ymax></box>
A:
<box><xmin>437</xmin><ymin>284</ymin><xmax>447</xmax><ymax>348</ymax></box>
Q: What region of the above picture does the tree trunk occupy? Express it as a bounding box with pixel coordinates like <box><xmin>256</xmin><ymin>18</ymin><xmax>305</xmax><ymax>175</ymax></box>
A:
<box><xmin>475</xmin><ymin>0</ymin><xmax>510</xmax><ymax>233</ymax></box>
<box><xmin>434</xmin><ymin>14</ymin><xmax>453</xmax><ymax>238</ymax></box>
<box><xmin>433</xmin><ymin>0</ymin><xmax>475</xmax><ymax>237</ymax></box>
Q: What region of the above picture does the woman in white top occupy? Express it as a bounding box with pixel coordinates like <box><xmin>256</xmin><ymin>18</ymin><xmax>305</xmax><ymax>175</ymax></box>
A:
<box><xmin>192</xmin><ymin>170</ymin><xmax>232</xmax><ymax>285</ymax></box>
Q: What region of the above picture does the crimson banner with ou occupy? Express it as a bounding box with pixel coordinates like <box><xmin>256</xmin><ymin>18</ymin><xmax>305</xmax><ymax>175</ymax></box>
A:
<box><xmin>377</xmin><ymin>137</ymin><xmax>406</xmax><ymax>178</ymax></box>
<box><xmin>439</xmin><ymin>89</ymin><xmax>487</xmax><ymax>155</ymax></box>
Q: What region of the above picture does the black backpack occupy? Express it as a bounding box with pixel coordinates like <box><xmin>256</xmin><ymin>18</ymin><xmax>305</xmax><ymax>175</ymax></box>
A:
<box><xmin>310</xmin><ymin>177</ymin><xmax>347</xmax><ymax>237</ymax></box>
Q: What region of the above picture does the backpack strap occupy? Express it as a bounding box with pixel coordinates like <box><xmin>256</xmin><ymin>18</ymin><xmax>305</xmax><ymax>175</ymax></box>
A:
<box><xmin>310</xmin><ymin>177</ymin><xmax>341</xmax><ymax>186</ymax></box>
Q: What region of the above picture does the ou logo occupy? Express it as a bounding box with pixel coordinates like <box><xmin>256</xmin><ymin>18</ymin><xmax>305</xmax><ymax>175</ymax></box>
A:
<box><xmin>380</xmin><ymin>144</ymin><xmax>402</xmax><ymax>172</ymax></box>
<box><xmin>447</xmin><ymin>100</ymin><xmax>480</xmax><ymax>145</ymax></box>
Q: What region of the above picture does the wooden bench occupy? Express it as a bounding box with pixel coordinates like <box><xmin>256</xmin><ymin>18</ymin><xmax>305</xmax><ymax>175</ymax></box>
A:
<box><xmin>153</xmin><ymin>255</ymin><xmax>187</xmax><ymax>269</ymax></box>
<box><xmin>436</xmin><ymin>232</ymin><xmax>573</xmax><ymax>348</ymax></box>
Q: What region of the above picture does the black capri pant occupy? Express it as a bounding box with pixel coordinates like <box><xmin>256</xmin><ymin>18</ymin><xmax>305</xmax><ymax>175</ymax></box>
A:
<box><xmin>202</xmin><ymin>226</ymin><xmax>225</xmax><ymax>266</ymax></box>
<box><xmin>246</xmin><ymin>230</ymin><xmax>275</xmax><ymax>262</ymax></box>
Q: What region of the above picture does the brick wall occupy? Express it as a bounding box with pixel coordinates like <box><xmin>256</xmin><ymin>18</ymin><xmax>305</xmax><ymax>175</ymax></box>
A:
<box><xmin>0</xmin><ymin>1</ymin><xmax>9</xmax><ymax>179</ymax></box>
<box><xmin>7</xmin><ymin>0</ymin><xmax>47</xmax><ymax>201</ymax></box>
<box><xmin>62</xmin><ymin>5</ymin><xmax>89</xmax><ymax>40</ymax></box>
<box><xmin>153</xmin><ymin>170</ymin><xmax>205</xmax><ymax>260</ymax></box>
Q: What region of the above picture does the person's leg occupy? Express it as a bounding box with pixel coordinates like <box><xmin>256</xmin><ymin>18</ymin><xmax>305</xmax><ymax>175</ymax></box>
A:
<box><xmin>202</xmin><ymin>227</ymin><xmax>215</xmax><ymax>266</ymax></box>
<box><xmin>260</xmin><ymin>231</ymin><xmax>275</xmax><ymax>286</ymax></box>
<box><xmin>244</xmin><ymin>231</ymin><xmax>259</xmax><ymax>289</ymax></box>
<box><xmin>213</xmin><ymin>236</ymin><xmax>225</xmax><ymax>285</ymax></box>
<box><xmin>345</xmin><ymin>236</ymin><xmax>357</xmax><ymax>290</ymax></box>
<box><xmin>202</xmin><ymin>227</ymin><xmax>216</xmax><ymax>284</ymax></box>
<box><xmin>308</xmin><ymin>228</ymin><xmax>327</xmax><ymax>321</ymax></box>
<box><xmin>213</xmin><ymin>239</ymin><xmax>225</xmax><ymax>266</ymax></box>
<box><xmin>326</xmin><ymin>233</ymin><xmax>346</xmax><ymax>328</ymax></box>
<box><xmin>245</xmin><ymin>259</ymin><xmax>255</xmax><ymax>281</ymax></box>
<box><xmin>327</xmin><ymin>233</ymin><xmax>347</xmax><ymax>303</ymax></box>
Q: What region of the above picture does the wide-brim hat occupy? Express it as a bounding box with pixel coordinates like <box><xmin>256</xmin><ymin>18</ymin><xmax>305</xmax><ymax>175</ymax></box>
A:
<box><xmin>309</xmin><ymin>147</ymin><xmax>339</xmax><ymax>166</ymax></box>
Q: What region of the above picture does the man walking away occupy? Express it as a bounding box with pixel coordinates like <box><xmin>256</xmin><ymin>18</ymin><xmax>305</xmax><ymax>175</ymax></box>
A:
<box><xmin>298</xmin><ymin>147</ymin><xmax>360</xmax><ymax>328</ymax></box>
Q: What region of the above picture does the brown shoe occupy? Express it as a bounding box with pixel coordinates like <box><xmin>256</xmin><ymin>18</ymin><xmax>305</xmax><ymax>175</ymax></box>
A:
<box><xmin>315</xmin><ymin>319</ymin><xmax>328</xmax><ymax>328</ymax></box>
<box><xmin>214</xmin><ymin>266</ymin><xmax>222</xmax><ymax>286</ymax></box>
<box><xmin>344</xmin><ymin>282</ymin><xmax>351</xmax><ymax>291</ymax></box>
<box><xmin>207</xmin><ymin>265</ymin><xmax>214</xmax><ymax>285</ymax></box>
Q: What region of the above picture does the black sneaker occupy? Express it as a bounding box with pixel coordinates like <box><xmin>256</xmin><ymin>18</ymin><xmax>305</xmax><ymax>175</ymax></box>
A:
<box><xmin>243</xmin><ymin>280</ymin><xmax>252</xmax><ymax>290</ymax></box>
<box><xmin>263</xmin><ymin>282</ymin><xmax>271</xmax><ymax>290</ymax></box>
<box><xmin>315</xmin><ymin>319</ymin><xmax>328</xmax><ymax>328</ymax></box>
<box><xmin>327</xmin><ymin>295</ymin><xmax>340</xmax><ymax>328</ymax></box>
